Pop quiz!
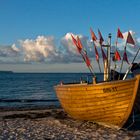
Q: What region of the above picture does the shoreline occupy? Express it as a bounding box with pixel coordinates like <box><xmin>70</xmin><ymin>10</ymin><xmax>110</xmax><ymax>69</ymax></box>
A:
<box><xmin>0</xmin><ymin>107</ymin><xmax>140</xmax><ymax>139</ymax></box>
<box><xmin>0</xmin><ymin>105</ymin><xmax>61</xmax><ymax>112</ymax></box>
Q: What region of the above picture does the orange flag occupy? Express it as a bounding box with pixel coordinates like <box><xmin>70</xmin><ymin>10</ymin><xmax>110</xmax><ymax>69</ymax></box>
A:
<box><xmin>117</xmin><ymin>28</ymin><xmax>124</xmax><ymax>39</ymax></box>
<box><xmin>123</xmin><ymin>51</ymin><xmax>129</xmax><ymax>64</ymax></box>
<box><xmin>98</xmin><ymin>29</ymin><xmax>104</xmax><ymax>45</ymax></box>
<box><xmin>126</xmin><ymin>31</ymin><xmax>135</xmax><ymax>45</ymax></box>
<box><xmin>90</xmin><ymin>27</ymin><xmax>97</xmax><ymax>41</ymax></box>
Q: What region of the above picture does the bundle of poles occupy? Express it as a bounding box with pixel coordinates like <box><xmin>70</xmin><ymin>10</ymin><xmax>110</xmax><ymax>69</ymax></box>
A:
<box><xmin>71</xmin><ymin>28</ymin><xmax>140</xmax><ymax>81</ymax></box>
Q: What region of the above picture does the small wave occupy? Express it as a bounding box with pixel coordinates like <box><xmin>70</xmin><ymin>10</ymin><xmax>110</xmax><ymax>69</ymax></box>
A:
<box><xmin>0</xmin><ymin>99</ymin><xmax>58</xmax><ymax>103</ymax></box>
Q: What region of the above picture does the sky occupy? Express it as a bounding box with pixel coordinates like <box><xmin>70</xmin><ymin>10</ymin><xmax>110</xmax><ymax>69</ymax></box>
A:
<box><xmin>0</xmin><ymin>0</ymin><xmax>140</xmax><ymax>73</ymax></box>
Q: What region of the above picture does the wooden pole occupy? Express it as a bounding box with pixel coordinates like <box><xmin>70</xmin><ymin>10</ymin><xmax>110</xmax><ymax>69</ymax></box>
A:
<box><xmin>103</xmin><ymin>33</ymin><xmax>111</xmax><ymax>81</ymax></box>
<box><xmin>112</xmin><ymin>38</ymin><xmax>118</xmax><ymax>80</ymax></box>
<box><xmin>107</xmin><ymin>33</ymin><xmax>111</xmax><ymax>81</ymax></box>
<box><xmin>104</xmin><ymin>59</ymin><xmax>108</xmax><ymax>81</ymax></box>
<box><xmin>118</xmin><ymin>41</ymin><xmax>127</xmax><ymax>80</ymax></box>
<box><xmin>97</xmin><ymin>60</ymin><xmax>102</xmax><ymax>73</ymax></box>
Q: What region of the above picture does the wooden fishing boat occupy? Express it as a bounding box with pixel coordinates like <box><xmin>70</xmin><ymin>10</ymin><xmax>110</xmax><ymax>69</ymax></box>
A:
<box><xmin>55</xmin><ymin>75</ymin><xmax>140</xmax><ymax>128</ymax></box>
<box><xmin>54</xmin><ymin>31</ymin><xmax>140</xmax><ymax>128</ymax></box>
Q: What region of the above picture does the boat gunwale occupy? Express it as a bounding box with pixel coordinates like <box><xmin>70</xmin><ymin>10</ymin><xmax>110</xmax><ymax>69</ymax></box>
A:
<box><xmin>54</xmin><ymin>77</ymin><xmax>136</xmax><ymax>88</ymax></box>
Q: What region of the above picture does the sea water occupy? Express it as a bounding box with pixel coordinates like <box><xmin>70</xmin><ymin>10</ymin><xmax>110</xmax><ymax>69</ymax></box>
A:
<box><xmin>0</xmin><ymin>73</ymin><xmax>132</xmax><ymax>109</ymax></box>
<box><xmin>0</xmin><ymin>73</ymin><xmax>98</xmax><ymax>109</ymax></box>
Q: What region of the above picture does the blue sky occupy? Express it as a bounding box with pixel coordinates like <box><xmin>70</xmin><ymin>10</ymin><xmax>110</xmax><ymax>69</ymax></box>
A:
<box><xmin>0</xmin><ymin>0</ymin><xmax>140</xmax><ymax>72</ymax></box>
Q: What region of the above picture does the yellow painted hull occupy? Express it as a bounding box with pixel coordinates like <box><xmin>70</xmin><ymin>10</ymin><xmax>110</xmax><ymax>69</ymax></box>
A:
<box><xmin>54</xmin><ymin>75</ymin><xmax>140</xmax><ymax>128</ymax></box>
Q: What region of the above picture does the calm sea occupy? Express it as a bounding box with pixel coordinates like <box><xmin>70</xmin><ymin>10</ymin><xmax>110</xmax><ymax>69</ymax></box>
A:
<box><xmin>0</xmin><ymin>73</ymin><xmax>99</xmax><ymax>109</ymax></box>
<box><xmin>0</xmin><ymin>72</ymin><xmax>133</xmax><ymax>109</ymax></box>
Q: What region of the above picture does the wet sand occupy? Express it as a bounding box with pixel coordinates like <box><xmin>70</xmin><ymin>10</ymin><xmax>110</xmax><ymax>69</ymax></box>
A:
<box><xmin>0</xmin><ymin>107</ymin><xmax>140</xmax><ymax>140</ymax></box>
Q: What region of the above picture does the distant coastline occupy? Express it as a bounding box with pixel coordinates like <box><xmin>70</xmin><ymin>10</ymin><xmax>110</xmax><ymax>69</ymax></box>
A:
<box><xmin>0</xmin><ymin>71</ymin><xmax>13</xmax><ymax>74</ymax></box>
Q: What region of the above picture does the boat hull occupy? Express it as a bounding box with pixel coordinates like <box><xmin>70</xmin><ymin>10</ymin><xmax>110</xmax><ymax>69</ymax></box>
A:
<box><xmin>54</xmin><ymin>75</ymin><xmax>140</xmax><ymax>128</ymax></box>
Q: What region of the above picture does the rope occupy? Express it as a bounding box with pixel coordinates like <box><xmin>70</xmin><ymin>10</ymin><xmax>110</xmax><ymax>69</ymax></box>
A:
<box><xmin>126</xmin><ymin>110</ymin><xmax>135</xmax><ymax>129</ymax></box>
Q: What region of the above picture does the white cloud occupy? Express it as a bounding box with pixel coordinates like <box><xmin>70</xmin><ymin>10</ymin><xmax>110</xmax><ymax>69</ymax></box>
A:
<box><xmin>0</xmin><ymin>44</ymin><xmax>20</xmax><ymax>57</ymax></box>
<box><xmin>20</xmin><ymin>36</ymin><xmax>58</xmax><ymax>62</ymax></box>
<box><xmin>123</xmin><ymin>30</ymin><xmax>134</xmax><ymax>40</ymax></box>
<box><xmin>0</xmin><ymin>30</ymin><xmax>140</xmax><ymax>65</ymax></box>
<box><xmin>11</xmin><ymin>44</ymin><xmax>20</xmax><ymax>52</ymax></box>
<box><xmin>113</xmin><ymin>30</ymin><xmax>139</xmax><ymax>58</ymax></box>
<box><xmin>114</xmin><ymin>30</ymin><xmax>134</xmax><ymax>47</ymax></box>
<box><xmin>60</xmin><ymin>33</ymin><xmax>89</xmax><ymax>54</ymax></box>
<box><xmin>60</xmin><ymin>33</ymin><xmax>92</xmax><ymax>63</ymax></box>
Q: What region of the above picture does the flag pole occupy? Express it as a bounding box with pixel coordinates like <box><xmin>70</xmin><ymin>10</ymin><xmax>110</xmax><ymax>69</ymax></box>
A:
<box><xmin>123</xmin><ymin>47</ymin><xmax>140</xmax><ymax>80</ymax></box>
<box><xmin>90</xmin><ymin>28</ymin><xmax>102</xmax><ymax>73</ymax></box>
<box><xmin>112</xmin><ymin>38</ymin><xmax>118</xmax><ymax>80</ymax></box>
<box><xmin>113</xmin><ymin>37</ymin><xmax>121</xmax><ymax>80</ymax></box>
<box><xmin>118</xmin><ymin>41</ymin><xmax>127</xmax><ymax>80</ymax></box>
<box><xmin>97</xmin><ymin>59</ymin><xmax>102</xmax><ymax>73</ymax></box>
<box><xmin>119</xmin><ymin>31</ymin><xmax>135</xmax><ymax>79</ymax></box>
<box><xmin>80</xmin><ymin>51</ymin><xmax>96</xmax><ymax>77</ymax></box>
<box><xmin>93</xmin><ymin>42</ymin><xmax>102</xmax><ymax>73</ymax></box>
<box><xmin>71</xmin><ymin>34</ymin><xmax>95</xmax><ymax>77</ymax></box>
<box><xmin>113</xmin><ymin>38</ymin><xmax>118</xmax><ymax>71</ymax></box>
<box><xmin>107</xmin><ymin>33</ymin><xmax>111</xmax><ymax>81</ymax></box>
<box><xmin>102</xmin><ymin>33</ymin><xmax>111</xmax><ymax>81</ymax></box>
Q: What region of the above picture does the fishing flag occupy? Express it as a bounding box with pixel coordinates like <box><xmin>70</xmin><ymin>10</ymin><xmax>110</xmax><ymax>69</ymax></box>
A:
<box><xmin>77</xmin><ymin>36</ymin><xmax>83</xmax><ymax>51</ymax></box>
<box><xmin>101</xmin><ymin>47</ymin><xmax>107</xmax><ymax>61</ymax></box>
<box><xmin>98</xmin><ymin>29</ymin><xmax>104</xmax><ymax>45</ymax></box>
<box><xmin>71</xmin><ymin>34</ymin><xmax>78</xmax><ymax>46</ymax></box>
<box><xmin>123</xmin><ymin>51</ymin><xmax>129</xmax><ymax>64</ymax></box>
<box><xmin>117</xmin><ymin>28</ymin><xmax>124</xmax><ymax>39</ymax></box>
<box><xmin>71</xmin><ymin>34</ymin><xmax>82</xmax><ymax>53</ymax></box>
<box><xmin>83</xmin><ymin>51</ymin><xmax>91</xmax><ymax>67</ymax></box>
<box><xmin>94</xmin><ymin>45</ymin><xmax>99</xmax><ymax>61</ymax></box>
<box><xmin>90</xmin><ymin>28</ymin><xmax>97</xmax><ymax>41</ymax></box>
<box><xmin>126</xmin><ymin>31</ymin><xmax>135</xmax><ymax>45</ymax></box>
<box><xmin>114</xmin><ymin>50</ymin><xmax>121</xmax><ymax>61</ymax></box>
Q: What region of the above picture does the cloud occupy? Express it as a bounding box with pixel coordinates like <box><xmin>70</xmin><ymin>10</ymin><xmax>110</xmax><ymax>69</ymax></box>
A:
<box><xmin>60</xmin><ymin>33</ymin><xmax>91</xmax><ymax>63</ymax></box>
<box><xmin>0</xmin><ymin>30</ymin><xmax>140</xmax><ymax>65</ymax></box>
<box><xmin>115</xmin><ymin>30</ymin><xmax>139</xmax><ymax>58</ymax></box>
<box><xmin>0</xmin><ymin>44</ymin><xmax>20</xmax><ymax>58</ymax></box>
<box><xmin>20</xmin><ymin>36</ymin><xmax>58</xmax><ymax>62</ymax></box>
<box><xmin>60</xmin><ymin>33</ymin><xmax>90</xmax><ymax>53</ymax></box>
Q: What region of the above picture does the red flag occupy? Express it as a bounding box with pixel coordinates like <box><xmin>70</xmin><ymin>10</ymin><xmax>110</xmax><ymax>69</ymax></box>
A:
<box><xmin>114</xmin><ymin>50</ymin><xmax>121</xmax><ymax>61</ymax></box>
<box><xmin>101</xmin><ymin>47</ymin><xmax>107</xmax><ymax>61</ymax></box>
<box><xmin>77</xmin><ymin>36</ymin><xmax>83</xmax><ymax>50</ymax></box>
<box><xmin>71</xmin><ymin>34</ymin><xmax>82</xmax><ymax>53</ymax></box>
<box><xmin>98</xmin><ymin>29</ymin><xmax>104</xmax><ymax>45</ymax></box>
<box><xmin>117</xmin><ymin>28</ymin><xmax>124</xmax><ymax>39</ymax></box>
<box><xmin>83</xmin><ymin>51</ymin><xmax>91</xmax><ymax>67</ymax></box>
<box><xmin>71</xmin><ymin>34</ymin><xmax>78</xmax><ymax>47</ymax></box>
<box><xmin>90</xmin><ymin>27</ymin><xmax>97</xmax><ymax>41</ymax></box>
<box><xmin>123</xmin><ymin>51</ymin><xmax>129</xmax><ymax>64</ymax></box>
<box><xmin>126</xmin><ymin>31</ymin><xmax>135</xmax><ymax>45</ymax></box>
<box><xmin>94</xmin><ymin>45</ymin><xmax>99</xmax><ymax>61</ymax></box>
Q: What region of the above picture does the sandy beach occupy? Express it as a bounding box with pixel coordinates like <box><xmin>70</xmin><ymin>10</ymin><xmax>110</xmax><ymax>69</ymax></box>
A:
<box><xmin>0</xmin><ymin>107</ymin><xmax>140</xmax><ymax>140</ymax></box>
